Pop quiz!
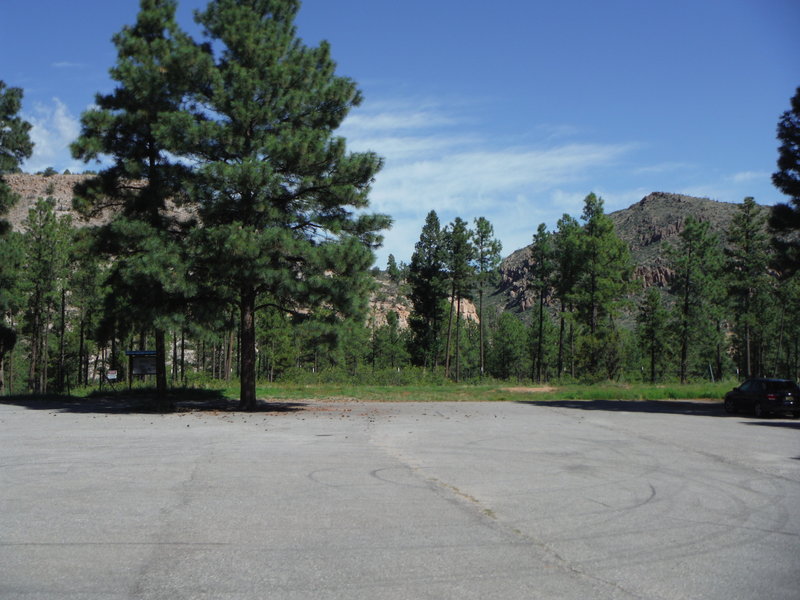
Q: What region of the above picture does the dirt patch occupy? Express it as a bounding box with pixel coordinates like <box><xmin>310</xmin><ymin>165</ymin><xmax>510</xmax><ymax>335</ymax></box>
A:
<box><xmin>501</xmin><ymin>387</ymin><xmax>556</xmax><ymax>393</ymax></box>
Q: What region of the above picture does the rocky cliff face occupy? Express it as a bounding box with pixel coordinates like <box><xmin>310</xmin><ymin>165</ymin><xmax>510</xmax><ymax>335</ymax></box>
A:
<box><xmin>4</xmin><ymin>173</ymin><xmax>94</xmax><ymax>229</ymax></box>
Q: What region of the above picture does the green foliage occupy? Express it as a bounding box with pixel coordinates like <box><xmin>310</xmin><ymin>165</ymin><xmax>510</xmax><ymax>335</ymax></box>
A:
<box><xmin>72</xmin><ymin>0</ymin><xmax>206</xmax><ymax>405</ymax></box>
<box><xmin>636</xmin><ymin>287</ymin><xmax>670</xmax><ymax>382</ymax></box>
<box><xmin>181</xmin><ymin>0</ymin><xmax>389</xmax><ymax>409</ymax></box>
<box><xmin>572</xmin><ymin>193</ymin><xmax>633</xmax><ymax>377</ymax></box>
<box><xmin>552</xmin><ymin>213</ymin><xmax>582</xmax><ymax>378</ymax></box>
<box><xmin>386</xmin><ymin>254</ymin><xmax>400</xmax><ymax>282</ymax></box>
<box><xmin>0</xmin><ymin>81</ymin><xmax>33</xmax><ymax>393</ymax></box>
<box><xmin>408</xmin><ymin>210</ymin><xmax>448</xmax><ymax>368</ymax></box>
<box><xmin>726</xmin><ymin>197</ymin><xmax>773</xmax><ymax>377</ymax></box>
<box><xmin>528</xmin><ymin>223</ymin><xmax>554</xmax><ymax>382</ymax></box>
<box><xmin>770</xmin><ymin>86</ymin><xmax>800</xmax><ymax>272</ymax></box>
<box><xmin>20</xmin><ymin>198</ymin><xmax>73</xmax><ymax>393</ymax></box>
<box><xmin>472</xmin><ymin>216</ymin><xmax>502</xmax><ymax>376</ymax></box>
<box><xmin>371</xmin><ymin>311</ymin><xmax>410</xmax><ymax>370</ymax></box>
<box><xmin>667</xmin><ymin>216</ymin><xmax>725</xmax><ymax>382</ymax></box>
<box><xmin>0</xmin><ymin>81</ymin><xmax>34</xmax><ymax>233</ymax></box>
<box><xmin>488</xmin><ymin>312</ymin><xmax>528</xmax><ymax>380</ymax></box>
<box><xmin>442</xmin><ymin>216</ymin><xmax>476</xmax><ymax>380</ymax></box>
<box><xmin>528</xmin><ymin>305</ymin><xmax>558</xmax><ymax>382</ymax></box>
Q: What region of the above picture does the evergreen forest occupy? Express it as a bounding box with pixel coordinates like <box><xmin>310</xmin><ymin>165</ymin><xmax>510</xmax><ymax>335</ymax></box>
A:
<box><xmin>1</xmin><ymin>1</ymin><xmax>800</xmax><ymax>409</ymax></box>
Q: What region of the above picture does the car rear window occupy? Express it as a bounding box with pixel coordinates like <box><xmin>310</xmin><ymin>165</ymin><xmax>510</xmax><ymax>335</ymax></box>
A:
<box><xmin>764</xmin><ymin>380</ymin><xmax>799</xmax><ymax>392</ymax></box>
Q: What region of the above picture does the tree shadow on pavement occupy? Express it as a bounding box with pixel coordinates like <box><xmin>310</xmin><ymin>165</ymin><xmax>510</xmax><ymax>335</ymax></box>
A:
<box><xmin>0</xmin><ymin>389</ymin><xmax>307</xmax><ymax>415</ymax></box>
<box><xmin>743</xmin><ymin>420</ymin><xmax>800</xmax><ymax>430</ymax></box>
<box><xmin>517</xmin><ymin>398</ymin><xmax>727</xmax><ymax>416</ymax></box>
<box><xmin>519</xmin><ymin>399</ymin><xmax>800</xmax><ymax>422</ymax></box>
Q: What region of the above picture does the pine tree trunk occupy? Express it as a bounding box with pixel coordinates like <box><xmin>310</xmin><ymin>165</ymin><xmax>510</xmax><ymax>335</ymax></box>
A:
<box><xmin>42</xmin><ymin>304</ymin><xmax>52</xmax><ymax>394</ymax></box>
<box><xmin>239</xmin><ymin>286</ymin><xmax>257</xmax><ymax>411</ymax></box>
<box><xmin>679</xmin><ymin>272</ymin><xmax>690</xmax><ymax>385</ymax></box>
<box><xmin>569</xmin><ymin>319</ymin><xmax>575</xmax><ymax>379</ymax></box>
<box><xmin>650</xmin><ymin>340</ymin><xmax>656</xmax><ymax>384</ymax></box>
<box><xmin>28</xmin><ymin>310</ymin><xmax>39</xmax><ymax>393</ymax></box>
<box><xmin>557</xmin><ymin>301</ymin><xmax>565</xmax><ymax>380</ymax></box>
<box><xmin>774</xmin><ymin>307</ymin><xmax>785</xmax><ymax>377</ymax></box>
<box><xmin>180</xmin><ymin>329</ymin><xmax>186</xmax><ymax>385</ymax></box>
<box><xmin>171</xmin><ymin>331</ymin><xmax>177</xmax><ymax>383</ymax></box>
<box><xmin>455</xmin><ymin>295</ymin><xmax>462</xmax><ymax>382</ymax></box>
<box><xmin>478</xmin><ymin>287</ymin><xmax>485</xmax><ymax>377</ymax></box>
<box><xmin>225</xmin><ymin>327</ymin><xmax>235</xmax><ymax>382</ymax></box>
<box><xmin>58</xmin><ymin>288</ymin><xmax>66</xmax><ymax>392</ymax></box>
<box><xmin>745</xmin><ymin>323</ymin><xmax>752</xmax><ymax>378</ymax></box>
<box><xmin>536</xmin><ymin>292</ymin><xmax>545</xmax><ymax>383</ymax></box>
<box><xmin>111</xmin><ymin>325</ymin><xmax>118</xmax><ymax>371</ymax></box>
<box><xmin>155</xmin><ymin>329</ymin><xmax>169</xmax><ymax>410</ymax></box>
<box><xmin>78</xmin><ymin>317</ymin><xmax>85</xmax><ymax>386</ymax></box>
<box><xmin>444</xmin><ymin>286</ymin><xmax>455</xmax><ymax>379</ymax></box>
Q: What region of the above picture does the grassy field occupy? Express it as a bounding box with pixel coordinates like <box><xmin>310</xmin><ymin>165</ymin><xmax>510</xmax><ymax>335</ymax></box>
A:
<box><xmin>5</xmin><ymin>380</ymin><xmax>735</xmax><ymax>409</ymax></box>
<box><xmin>239</xmin><ymin>380</ymin><xmax>735</xmax><ymax>403</ymax></box>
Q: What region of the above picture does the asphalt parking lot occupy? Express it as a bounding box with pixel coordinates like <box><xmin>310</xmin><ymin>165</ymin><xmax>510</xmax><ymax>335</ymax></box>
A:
<box><xmin>1</xmin><ymin>396</ymin><xmax>798</xmax><ymax>599</ymax></box>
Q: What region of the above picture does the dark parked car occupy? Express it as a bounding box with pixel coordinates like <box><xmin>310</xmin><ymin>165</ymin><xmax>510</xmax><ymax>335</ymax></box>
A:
<box><xmin>724</xmin><ymin>378</ymin><xmax>800</xmax><ymax>418</ymax></box>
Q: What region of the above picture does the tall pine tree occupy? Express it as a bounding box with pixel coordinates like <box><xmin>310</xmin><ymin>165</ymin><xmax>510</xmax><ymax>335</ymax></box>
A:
<box><xmin>21</xmin><ymin>199</ymin><xmax>73</xmax><ymax>393</ymax></box>
<box><xmin>471</xmin><ymin>216</ymin><xmax>502</xmax><ymax>377</ymax></box>
<box><xmin>667</xmin><ymin>217</ymin><xmax>724</xmax><ymax>383</ymax></box>
<box><xmin>636</xmin><ymin>287</ymin><xmax>669</xmax><ymax>383</ymax></box>
<box><xmin>573</xmin><ymin>193</ymin><xmax>633</xmax><ymax>379</ymax></box>
<box><xmin>552</xmin><ymin>213</ymin><xmax>582</xmax><ymax>379</ymax></box>
<box><xmin>726</xmin><ymin>197</ymin><xmax>771</xmax><ymax>377</ymax></box>
<box><xmin>408</xmin><ymin>211</ymin><xmax>448</xmax><ymax>369</ymax></box>
<box><xmin>528</xmin><ymin>223</ymin><xmax>554</xmax><ymax>383</ymax></box>
<box><xmin>180</xmin><ymin>0</ymin><xmax>389</xmax><ymax>410</ymax></box>
<box><xmin>442</xmin><ymin>217</ymin><xmax>475</xmax><ymax>381</ymax></box>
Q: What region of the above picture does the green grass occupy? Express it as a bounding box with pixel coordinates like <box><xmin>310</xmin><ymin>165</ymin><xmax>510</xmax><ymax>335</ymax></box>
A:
<box><xmin>247</xmin><ymin>380</ymin><xmax>735</xmax><ymax>403</ymax></box>
<box><xmin>6</xmin><ymin>380</ymin><xmax>735</xmax><ymax>406</ymax></box>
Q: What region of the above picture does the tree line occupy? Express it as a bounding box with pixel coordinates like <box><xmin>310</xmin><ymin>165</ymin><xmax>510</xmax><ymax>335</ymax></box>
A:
<box><xmin>393</xmin><ymin>192</ymin><xmax>800</xmax><ymax>385</ymax></box>
<box><xmin>1</xmin><ymin>1</ymin><xmax>799</xmax><ymax>404</ymax></box>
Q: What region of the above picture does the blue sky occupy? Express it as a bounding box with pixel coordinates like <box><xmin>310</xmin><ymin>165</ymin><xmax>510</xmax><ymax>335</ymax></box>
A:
<box><xmin>2</xmin><ymin>0</ymin><xmax>798</xmax><ymax>265</ymax></box>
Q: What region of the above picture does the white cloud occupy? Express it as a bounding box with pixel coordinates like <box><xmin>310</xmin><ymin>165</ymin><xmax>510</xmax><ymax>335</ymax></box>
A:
<box><xmin>342</xmin><ymin>109</ymin><xmax>457</xmax><ymax>134</ymax></box>
<box><xmin>23</xmin><ymin>97</ymin><xmax>82</xmax><ymax>173</ymax></box>
<box><xmin>346</xmin><ymin>133</ymin><xmax>476</xmax><ymax>161</ymax></box>
<box><xmin>731</xmin><ymin>170</ymin><xmax>769</xmax><ymax>184</ymax></box>
<box><xmin>634</xmin><ymin>162</ymin><xmax>693</xmax><ymax>175</ymax></box>
<box><xmin>369</xmin><ymin>142</ymin><xmax>635</xmax><ymax>223</ymax></box>
<box><xmin>536</xmin><ymin>123</ymin><xmax>582</xmax><ymax>141</ymax></box>
<box><xmin>344</xmin><ymin>98</ymin><xmax>643</xmax><ymax>264</ymax></box>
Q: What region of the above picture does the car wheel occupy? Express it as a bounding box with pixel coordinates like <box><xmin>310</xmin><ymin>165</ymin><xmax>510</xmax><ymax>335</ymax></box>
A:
<box><xmin>754</xmin><ymin>402</ymin><xmax>766</xmax><ymax>418</ymax></box>
<box><xmin>724</xmin><ymin>398</ymin><xmax>736</xmax><ymax>414</ymax></box>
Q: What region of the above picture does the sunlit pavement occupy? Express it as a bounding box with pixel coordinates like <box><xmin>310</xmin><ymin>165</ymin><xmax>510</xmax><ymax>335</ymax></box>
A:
<box><xmin>1</xmin><ymin>398</ymin><xmax>798</xmax><ymax>599</ymax></box>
